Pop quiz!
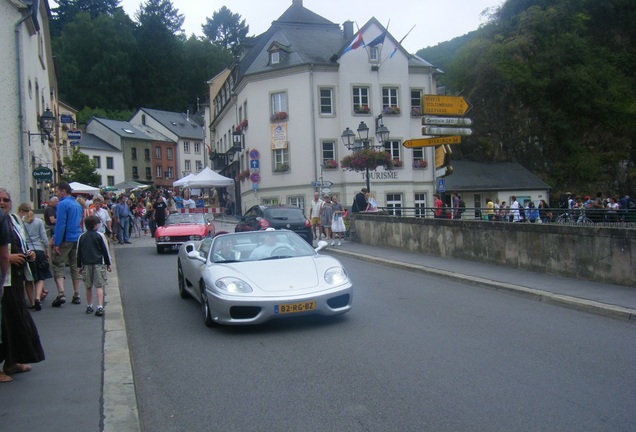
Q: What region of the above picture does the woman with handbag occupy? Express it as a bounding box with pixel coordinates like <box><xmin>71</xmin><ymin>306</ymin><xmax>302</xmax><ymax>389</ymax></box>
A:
<box><xmin>17</xmin><ymin>203</ymin><xmax>53</xmax><ymax>310</ymax></box>
<box><xmin>0</xmin><ymin>188</ymin><xmax>45</xmax><ymax>382</ymax></box>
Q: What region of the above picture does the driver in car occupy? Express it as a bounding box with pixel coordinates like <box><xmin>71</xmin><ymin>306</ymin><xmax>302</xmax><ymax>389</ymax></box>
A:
<box><xmin>213</xmin><ymin>237</ymin><xmax>239</xmax><ymax>262</ymax></box>
<box><xmin>249</xmin><ymin>232</ymin><xmax>287</xmax><ymax>260</ymax></box>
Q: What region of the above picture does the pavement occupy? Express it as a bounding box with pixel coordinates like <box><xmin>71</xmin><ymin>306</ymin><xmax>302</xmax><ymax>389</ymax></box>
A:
<box><xmin>1</xmin><ymin>218</ymin><xmax>634</xmax><ymax>431</ymax></box>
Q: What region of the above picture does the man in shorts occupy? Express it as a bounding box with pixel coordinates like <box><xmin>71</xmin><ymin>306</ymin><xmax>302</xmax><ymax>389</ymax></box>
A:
<box><xmin>77</xmin><ymin>216</ymin><xmax>111</xmax><ymax>316</ymax></box>
<box><xmin>52</xmin><ymin>181</ymin><xmax>84</xmax><ymax>306</ymax></box>
<box><xmin>310</xmin><ymin>192</ymin><xmax>323</xmax><ymax>240</ymax></box>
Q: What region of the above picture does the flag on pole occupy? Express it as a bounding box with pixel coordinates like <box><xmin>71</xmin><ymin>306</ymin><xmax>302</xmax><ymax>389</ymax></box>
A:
<box><xmin>342</xmin><ymin>30</ymin><xmax>365</xmax><ymax>55</ymax></box>
<box><xmin>366</xmin><ymin>32</ymin><xmax>386</xmax><ymax>47</ymax></box>
<box><xmin>388</xmin><ymin>24</ymin><xmax>416</xmax><ymax>59</ymax></box>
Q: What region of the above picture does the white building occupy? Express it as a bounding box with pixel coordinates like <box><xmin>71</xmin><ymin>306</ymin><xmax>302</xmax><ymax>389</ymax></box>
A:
<box><xmin>2</xmin><ymin>0</ymin><xmax>58</xmax><ymax>206</ymax></box>
<box><xmin>210</xmin><ymin>0</ymin><xmax>440</xmax><ymax>215</ymax></box>
<box><xmin>74</xmin><ymin>133</ymin><xmax>124</xmax><ymax>188</ymax></box>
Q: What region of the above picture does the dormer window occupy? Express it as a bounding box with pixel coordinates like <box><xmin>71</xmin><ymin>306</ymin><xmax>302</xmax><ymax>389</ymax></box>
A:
<box><xmin>271</xmin><ymin>51</ymin><xmax>280</xmax><ymax>64</ymax></box>
<box><xmin>369</xmin><ymin>46</ymin><xmax>380</xmax><ymax>62</ymax></box>
<box><xmin>267</xmin><ymin>41</ymin><xmax>290</xmax><ymax>66</ymax></box>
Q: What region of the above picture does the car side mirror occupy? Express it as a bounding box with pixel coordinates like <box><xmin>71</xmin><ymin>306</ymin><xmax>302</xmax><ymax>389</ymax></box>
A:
<box><xmin>186</xmin><ymin>250</ymin><xmax>206</xmax><ymax>263</ymax></box>
<box><xmin>315</xmin><ymin>240</ymin><xmax>329</xmax><ymax>252</ymax></box>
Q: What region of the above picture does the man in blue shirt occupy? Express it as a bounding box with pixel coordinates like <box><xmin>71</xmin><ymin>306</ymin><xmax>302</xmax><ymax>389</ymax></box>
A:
<box><xmin>113</xmin><ymin>195</ymin><xmax>132</xmax><ymax>245</ymax></box>
<box><xmin>52</xmin><ymin>181</ymin><xmax>84</xmax><ymax>306</ymax></box>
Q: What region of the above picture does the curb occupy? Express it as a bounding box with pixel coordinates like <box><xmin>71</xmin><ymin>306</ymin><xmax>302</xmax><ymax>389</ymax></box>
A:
<box><xmin>326</xmin><ymin>248</ymin><xmax>636</xmax><ymax>321</ymax></box>
<box><xmin>102</xmin><ymin>245</ymin><xmax>141</xmax><ymax>432</ymax></box>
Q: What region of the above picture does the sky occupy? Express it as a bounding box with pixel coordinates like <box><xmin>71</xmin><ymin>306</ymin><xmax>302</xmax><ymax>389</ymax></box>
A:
<box><xmin>55</xmin><ymin>0</ymin><xmax>504</xmax><ymax>53</ymax></box>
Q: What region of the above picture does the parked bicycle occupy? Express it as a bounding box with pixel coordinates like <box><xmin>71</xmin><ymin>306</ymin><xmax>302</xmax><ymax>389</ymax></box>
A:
<box><xmin>555</xmin><ymin>207</ymin><xmax>593</xmax><ymax>225</ymax></box>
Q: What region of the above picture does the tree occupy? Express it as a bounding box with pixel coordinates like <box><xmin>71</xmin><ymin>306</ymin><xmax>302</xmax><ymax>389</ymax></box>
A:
<box><xmin>53</xmin><ymin>10</ymin><xmax>136</xmax><ymax>110</ymax></box>
<box><xmin>51</xmin><ymin>0</ymin><xmax>121</xmax><ymax>36</ymax></box>
<box><xmin>61</xmin><ymin>148</ymin><xmax>101</xmax><ymax>187</ymax></box>
<box><xmin>202</xmin><ymin>6</ymin><xmax>249</xmax><ymax>54</ymax></box>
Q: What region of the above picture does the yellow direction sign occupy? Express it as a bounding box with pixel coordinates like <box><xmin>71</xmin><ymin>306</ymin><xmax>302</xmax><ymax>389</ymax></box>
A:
<box><xmin>435</xmin><ymin>144</ymin><xmax>453</xmax><ymax>169</ymax></box>
<box><xmin>403</xmin><ymin>136</ymin><xmax>461</xmax><ymax>148</ymax></box>
<box><xmin>421</xmin><ymin>95</ymin><xmax>471</xmax><ymax>116</ymax></box>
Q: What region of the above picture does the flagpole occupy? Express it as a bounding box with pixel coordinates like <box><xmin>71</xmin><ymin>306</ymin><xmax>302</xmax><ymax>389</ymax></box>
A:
<box><xmin>378</xmin><ymin>24</ymin><xmax>416</xmax><ymax>68</ymax></box>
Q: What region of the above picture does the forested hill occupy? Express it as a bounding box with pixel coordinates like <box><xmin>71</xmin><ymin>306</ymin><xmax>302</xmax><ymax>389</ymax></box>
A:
<box><xmin>417</xmin><ymin>0</ymin><xmax>635</xmax><ymax>196</ymax></box>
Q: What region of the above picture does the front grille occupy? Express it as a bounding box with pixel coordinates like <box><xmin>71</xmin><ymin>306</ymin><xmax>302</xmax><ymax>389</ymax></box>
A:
<box><xmin>229</xmin><ymin>306</ymin><xmax>261</xmax><ymax>319</ymax></box>
<box><xmin>327</xmin><ymin>294</ymin><xmax>350</xmax><ymax>309</ymax></box>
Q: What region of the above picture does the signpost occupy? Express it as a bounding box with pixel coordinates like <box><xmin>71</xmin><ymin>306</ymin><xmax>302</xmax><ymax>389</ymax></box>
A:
<box><xmin>423</xmin><ymin>126</ymin><xmax>473</xmax><ymax>136</ymax></box>
<box><xmin>421</xmin><ymin>95</ymin><xmax>471</xmax><ymax>116</ymax></box>
<box><xmin>312</xmin><ymin>180</ymin><xmax>333</xmax><ymax>188</ymax></box>
<box><xmin>403</xmin><ymin>136</ymin><xmax>461</xmax><ymax>148</ymax></box>
<box><xmin>437</xmin><ymin>178</ymin><xmax>445</xmax><ymax>193</ymax></box>
<box><xmin>423</xmin><ymin>117</ymin><xmax>472</xmax><ymax>126</ymax></box>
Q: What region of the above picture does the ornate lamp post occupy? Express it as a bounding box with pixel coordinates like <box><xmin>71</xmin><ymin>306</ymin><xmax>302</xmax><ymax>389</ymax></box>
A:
<box><xmin>341</xmin><ymin>115</ymin><xmax>390</xmax><ymax>192</ymax></box>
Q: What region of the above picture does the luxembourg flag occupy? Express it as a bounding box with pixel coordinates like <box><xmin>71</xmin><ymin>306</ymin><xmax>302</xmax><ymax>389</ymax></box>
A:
<box><xmin>342</xmin><ymin>30</ymin><xmax>365</xmax><ymax>55</ymax></box>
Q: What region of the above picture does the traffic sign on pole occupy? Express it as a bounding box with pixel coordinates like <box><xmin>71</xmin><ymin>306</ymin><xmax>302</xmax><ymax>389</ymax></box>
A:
<box><xmin>421</xmin><ymin>95</ymin><xmax>471</xmax><ymax>116</ymax></box>
<box><xmin>423</xmin><ymin>126</ymin><xmax>473</xmax><ymax>136</ymax></box>
<box><xmin>423</xmin><ymin>117</ymin><xmax>472</xmax><ymax>126</ymax></box>
<box><xmin>403</xmin><ymin>136</ymin><xmax>461</xmax><ymax>148</ymax></box>
<box><xmin>67</xmin><ymin>130</ymin><xmax>82</xmax><ymax>140</ymax></box>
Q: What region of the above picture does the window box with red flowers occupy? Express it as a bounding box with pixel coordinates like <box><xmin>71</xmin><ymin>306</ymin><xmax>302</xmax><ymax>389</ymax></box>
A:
<box><xmin>237</xmin><ymin>170</ymin><xmax>250</xmax><ymax>181</ymax></box>
<box><xmin>240</xmin><ymin>118</ymin><xmax>248</xmax><ymax>130</ymax></box>
<box><xmin>270</xmin><ymin>111</ymin><xmax>288</xmax><ymax>122</ymax></box>
<box><xmin>383</xmin><ymin>105</ymin><xmax>401</xmax><ymax>115</ymax></box>
<box><xmin>413</xmin><ymin>159</ymin><xmax>428</xmax><ymax>169</ymax></box>
<box><xmin>410</xmin><ymin>107</ymin><xmax>422</xmax><ymax>117</ymax></box>
<box><xmin>323</xmin><ymin>159</ymin><xmax>339</xmax><ymax>170</ymax></box>
<box><xmin>390</xmin><ymin>159</ymin><xmax>404</xmax><ymax>169</ymax></box>
<box><xmin>354</xmin><ymin>105</ymin><xmax>371</xmax><ymax>115</ymax></box>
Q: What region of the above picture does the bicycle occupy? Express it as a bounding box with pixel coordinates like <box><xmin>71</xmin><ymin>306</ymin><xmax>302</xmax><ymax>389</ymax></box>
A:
<box><xmin>556</xmin><ymin>207</ymin><xmax>592</xmax><ymax>225</ymax></box>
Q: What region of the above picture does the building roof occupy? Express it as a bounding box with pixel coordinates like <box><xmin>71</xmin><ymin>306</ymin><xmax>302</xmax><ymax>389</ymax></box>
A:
<box><xmin>443</xmin><ymin>161</ymin><xmax>551</xmax><ymax>192</ymax></box>
<box><xmin>133</xmin><ymin>124</ymin><xmax>172</xmax><ymax>142</ymax></box>
<box><xmin>136</xmin><ymin>108</ymin><xmax>204</xmax><ymax>140</ymax></box>
<box><xmin>90</xmin><ymin>117</ymin><xmax>155</xmax><ymax>141</ymax></box>
<box><xmin>77</xmin><ymin>133</ymin><xmax>120</xmax><ymax>152</ymax></box>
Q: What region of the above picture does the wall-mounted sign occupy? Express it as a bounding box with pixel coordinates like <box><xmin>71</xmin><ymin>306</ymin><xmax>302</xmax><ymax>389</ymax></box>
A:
<box><xmin>270</xmin><ymin>124</ymin><xmax>288</xmax><ymax>149</ymax></box>
<box><xmin>32</xmin><ymin>166</ymin><xmax>53</xmax><ymax>181</ymax></box>
<box><xmin>60</xmin><ymin>114</ymin><xmax>74</xmax><ymax>124</ymax></box>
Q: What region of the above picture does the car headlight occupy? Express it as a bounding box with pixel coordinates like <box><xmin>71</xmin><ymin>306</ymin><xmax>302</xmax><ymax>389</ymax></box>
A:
<box><xmin>324</xmin><ymin>267</ymin><xmax>348</xmax><ymax>285</ymax></box>
<box><xmin>159</xmin><ymin>236</ymin><xmax>170</xmax><ymax>241</ymax></box>
<box><xmin>190</xmin><ymin>235</ymin><xmax>203</xmax><ymax>240</ymax></box>
<box><xmin>215</xmin><ymin>277</ymin><xmax>253</xmax><ymax>293</ymax></box>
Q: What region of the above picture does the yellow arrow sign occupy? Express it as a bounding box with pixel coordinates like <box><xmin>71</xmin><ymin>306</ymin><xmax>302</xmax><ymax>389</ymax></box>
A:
<box><xmin>403</xmin><ymin>136</ymin><xmax>461</xmax><ymax>148</ymax></box>
<box><xmin>421</xmin><ymin>95</ymin><xmax>471</xmax><ymax>116</ymax></box>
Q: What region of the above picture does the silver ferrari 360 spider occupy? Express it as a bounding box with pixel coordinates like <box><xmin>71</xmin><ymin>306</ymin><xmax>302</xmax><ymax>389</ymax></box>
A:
<box><xmin>176</xmin><ymin>229</ymin><xmax>353</xmax><ymax>327</ymax></box>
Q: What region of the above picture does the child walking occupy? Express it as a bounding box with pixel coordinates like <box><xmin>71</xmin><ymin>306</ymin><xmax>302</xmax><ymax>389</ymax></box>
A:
<box><xmin>77</xmin><ymin>215</ymin><xmax>112</xmax><ymax>317</ymax></box>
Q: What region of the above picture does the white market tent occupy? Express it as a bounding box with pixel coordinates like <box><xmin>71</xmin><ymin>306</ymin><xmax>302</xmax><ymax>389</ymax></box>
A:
<box><xmin>172</xmin><ymin>172</ymin><xmax>197</xmax><ymax>187</ymax></box>
<box><xmin>184</xmin><ymin>167</ymin><xmax>234</xmax><ymax>188</ymax></box>
<box><xmin>69</xmin><ymin>181</ymin><xmax>99</xmax><ymax>194</ymax></box>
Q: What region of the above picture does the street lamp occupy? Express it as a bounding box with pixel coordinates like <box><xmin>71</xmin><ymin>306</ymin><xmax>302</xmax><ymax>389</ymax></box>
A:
<box><xmin>341</xmin><ymin>115</ymin><xmax>390</xmax><ymax>192</ymax></box>
<box><xmin>27</xmin><ymin>108</ymin><xmax>56</xmax><ymax>145</ymax></box>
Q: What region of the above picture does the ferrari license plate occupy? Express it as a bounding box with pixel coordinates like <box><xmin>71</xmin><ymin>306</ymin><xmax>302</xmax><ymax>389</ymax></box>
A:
<box><xmin>171</xmin><ymin>244</ymin><xmax>180</xmax><ymax>250</ymax></box>
<box><xmin>275</xmin><ymin>301</ymin><xmax>316</xmax><ymax>314</ymax></box>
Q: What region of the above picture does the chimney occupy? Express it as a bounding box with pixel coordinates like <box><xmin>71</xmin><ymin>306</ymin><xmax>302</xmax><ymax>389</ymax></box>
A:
<box><xmin>343</xmin><ymin>21</ymin><xmax>354</xmax><ymax>40</ymax></box>
<box><xmin>292</xmin><ymin>0</ymin><xmax>303</xmax><ymax>6</ymax></box>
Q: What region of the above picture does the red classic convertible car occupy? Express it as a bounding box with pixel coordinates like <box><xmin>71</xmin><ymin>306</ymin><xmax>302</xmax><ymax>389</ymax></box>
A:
<box><xmin>155</xmin><ymin>212</ymin><xmax>215</xmax><ymax>254</ymax></box>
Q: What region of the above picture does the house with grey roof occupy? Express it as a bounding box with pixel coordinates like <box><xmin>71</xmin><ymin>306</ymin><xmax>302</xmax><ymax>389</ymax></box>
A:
<box><xmin>129</xmin><ymin>107</ymin><xmax>206</xmax><ymax>180</ymax></box>
<box><xmin>210</xmin><ymin>0</ymin><xmax>440</xmax><ymax>215</ymax></box>
<box><xmin>72</xmin><ymin>133</ymin><xmax>124</xmax><ymax>188</ymax></box>
<box><xmin>87</xmin><ymin>117</ymin><xmax>176</xmax><ymax>187</ymax></box>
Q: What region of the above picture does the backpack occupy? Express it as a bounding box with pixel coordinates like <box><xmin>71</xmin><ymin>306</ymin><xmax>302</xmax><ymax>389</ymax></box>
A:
<box><xmin>458</xmin><ymin>200</ymin><xmax>466</xmax><ymax>213</ymax></box>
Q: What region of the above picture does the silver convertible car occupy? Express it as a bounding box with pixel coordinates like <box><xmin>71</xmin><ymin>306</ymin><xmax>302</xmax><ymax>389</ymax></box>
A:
<box><xmin>177</xmin><ymin>229</ymin><xmax>353</xmax><ymax>327</ymax></box>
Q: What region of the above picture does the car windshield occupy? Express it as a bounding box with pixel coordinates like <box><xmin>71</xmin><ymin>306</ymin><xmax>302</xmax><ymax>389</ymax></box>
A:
<box><xmin>211</xmin><ymin>231</ymin><xmax>316</xmax><ymax>263</ymax></box>
<box><xmin>166</xmin><ymin>213</ymin><xmax>206</xmax><ymax>225</ymax></box>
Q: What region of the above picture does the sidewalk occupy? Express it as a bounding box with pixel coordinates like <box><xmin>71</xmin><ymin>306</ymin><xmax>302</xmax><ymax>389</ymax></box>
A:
<box><xmin>1</xmin><ymin>228</ymin><xmax>633</xmax><ymax>432</ymax></box>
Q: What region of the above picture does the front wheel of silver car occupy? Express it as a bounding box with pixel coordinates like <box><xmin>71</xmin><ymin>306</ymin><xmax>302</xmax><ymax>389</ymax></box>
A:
<box><xmin>200</xmin><ymin>281</ymin><xmax>216</xmax><ymax>327</ymax></box>
<box><xmin>177</xmin><ymin>262</ymin><xmax>191</xmax><ymax>299</ymax></box>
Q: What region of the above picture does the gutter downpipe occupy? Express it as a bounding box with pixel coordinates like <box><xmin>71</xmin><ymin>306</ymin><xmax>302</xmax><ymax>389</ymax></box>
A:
<box><xmin>309</xmin><ymin>64</ymin><xmax>318</xmax><ymax>188</ymax></box>
<box><xmin>15</xmin><ymin>12</ymin><xmax>31</xmax><ymax>204</ymax></box>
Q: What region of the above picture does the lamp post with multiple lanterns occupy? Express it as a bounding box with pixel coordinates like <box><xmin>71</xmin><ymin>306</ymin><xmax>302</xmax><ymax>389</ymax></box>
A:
<box><xmin>341</xmin><ymin>115</ymin><xmax>390</xmax><ymax>192</ymax></box>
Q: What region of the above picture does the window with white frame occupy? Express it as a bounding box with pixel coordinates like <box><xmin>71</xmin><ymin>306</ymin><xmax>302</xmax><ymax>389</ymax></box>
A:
<box><xmin>321</xmin><ymin>141</ymin><xmax>336</xmax><ymax>166</ymax></box>
<box><xmin>319</xmin><ymin>88</ymin><xmax>334</xmax><ymax>115</ymax></box>
<box><xmin>194</xmin><ymin>142</ymin><xmax>201</xmax><ymax>154</ymax></box>
<box><xmin>261</xmin><ymin>197</ymin><xmax>279</xmax><ymax>205</ymax></box>
<box><xmin>184</xmin><ymin>141</ymin><xmax>191</xmax><ymax>153</ymax></box>
<box><xmin>288</xmin><ymin>196</ymin><xmax>305</xmax><ymax>212</ymax></box>
<box><xmin>273</xmin><ymin>148</ymin><xmax>289</xmax><ymax>172</ymax></box>
<box><xmin>155</xmin><ymin>146</ymin><xmax>161</xmax><ymax>158</ymax></box>
<box><xmin>155</xmin><ymin>165</ymin><xmax>163</xmax><ymax>178</ymax></box>
<box><xmin>271</xmin><ymin>92</ymin><xmax>287</xmax><ymax>114</ymax></box>
<box><xmin>166</xmin><ymin>167</ymin><xmax>173</xmax><ymax>179</ymax></box>
<box><xmin>411</xmin><ymin>89</ymin><xmax>423</xmax><ymax>116</ymax></box>
<box><xmin>384</xmin><ymin>140</ymin><xmax>401</xmax><ymax>160</ymax></box>
<box><xmin>271</xmin><ymin>51</ymin><xmax>280</xmax><ymax>64</ymax></box>
<box><xmin>382</xmin><ymin>87</ymin><xmax>399</xmax><ymax>110</ymax></box>
<box><xmin>167</xmin><ymin>148</ymin><xmax>173</xmax><ymax>160</ymax></box>
<box><xmin>413</xmin><ymin>148</ymin><xmax>427</xmax><ymax>169</ymax></box>
<box><xmin>369</xmin><ymin>46</ymin><xmax>379</xmax><ymax>62</ymax></box>
<box><xmin>414</xmin><ymin>193</ymin><xmax>428</xmax><ymax>218</ymax></box>
<box><xmin>184</xmin><ymin>160</ymin><xmax>191</xmax><ymax>172</ymax></box>
<box><xmin>196</xmin><ymin>160</ymin><xmax>203</xmax><ymax>172</ymax></box>
<box><xmin>386</xmin><ymin>193</ymin><xmax>403</xmax><ymax>216</ymax></box>
<box><xmin>93</xmin><ymin>156</ymin><xmax>101</xmax><ymax>168</ymax></box>
<box><xmin>352</xmin><ymin>86</ymin><xmax>370</xmax><ymax>112</ymax></box>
